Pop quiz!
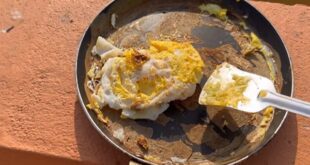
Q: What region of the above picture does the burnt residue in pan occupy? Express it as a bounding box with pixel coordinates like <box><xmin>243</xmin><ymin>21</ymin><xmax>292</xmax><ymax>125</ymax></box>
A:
<box><xmin>84</xmin><ymin>9</ymin><xmax>283</xmax><ymax>165</ymax></box>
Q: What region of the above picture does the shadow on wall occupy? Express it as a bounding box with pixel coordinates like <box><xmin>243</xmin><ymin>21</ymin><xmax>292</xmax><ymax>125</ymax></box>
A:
<box><xmin>73</xmin><ymin>99</ymin><xmax>131</xmax><ymax>165</ymax></box>
<box><xmin>0</xmin><ymin>146</ymin><xmax>81</xmax><ymax>165</ymax></box>
<box><xmin>241</xmin><ymin>114</ymin><xmax>298</xmax><ymax>165</ymax></box>
<box><xmin>253</xmin><ymin>0</ymin><xmax>310</xmax><ymax>5</ymax></box>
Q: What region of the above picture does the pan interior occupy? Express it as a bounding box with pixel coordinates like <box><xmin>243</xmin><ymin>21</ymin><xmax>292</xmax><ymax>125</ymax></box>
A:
<box><xmin>79</xmin><ymin>0</ymin><xmax>291</xmax><ymax>164</ymax></box>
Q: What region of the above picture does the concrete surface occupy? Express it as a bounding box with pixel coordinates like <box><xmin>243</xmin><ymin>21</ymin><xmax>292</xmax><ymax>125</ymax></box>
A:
<box><xmin>0</xmin><ymin>0</ymin><xmax>309</xmax><ymax>165</ymax></box>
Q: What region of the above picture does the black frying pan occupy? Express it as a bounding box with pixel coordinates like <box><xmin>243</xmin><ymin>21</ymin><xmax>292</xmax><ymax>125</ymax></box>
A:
<box><xmin>76</xmin><ymin>0</ymin><xmax>293</xmax><ymax>164</ymax></box>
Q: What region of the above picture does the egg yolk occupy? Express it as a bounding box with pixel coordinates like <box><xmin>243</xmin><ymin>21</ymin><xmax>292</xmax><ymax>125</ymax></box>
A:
<box><xmin>148</xmin><ymin>40</ymin><xmax>204</xmax><ymax>83</ymax></box>
<box><xmin>201</xmin><ymin>75</ymin><xmax>250</xmax><ymax>108</ymax></box>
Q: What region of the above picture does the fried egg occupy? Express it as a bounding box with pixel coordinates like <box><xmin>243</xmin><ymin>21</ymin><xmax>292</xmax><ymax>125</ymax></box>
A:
<box><xmin>90</xmin><ymin>37</ymin><xmax>204</xmax><ymax>120</ymax></box>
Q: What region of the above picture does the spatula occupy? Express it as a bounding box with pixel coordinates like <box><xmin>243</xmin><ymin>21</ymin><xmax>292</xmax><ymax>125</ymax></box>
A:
<box><xmin>199</xmin><ymin>62</ymin><xmax>310</xmax><ymax>117</ymax></box>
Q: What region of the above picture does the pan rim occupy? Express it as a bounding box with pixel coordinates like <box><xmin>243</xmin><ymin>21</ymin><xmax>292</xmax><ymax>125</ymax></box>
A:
<box><xmin>75</xmin><ymin>0</ymin><xmax>294</xmax><ymax>164</ymax></box>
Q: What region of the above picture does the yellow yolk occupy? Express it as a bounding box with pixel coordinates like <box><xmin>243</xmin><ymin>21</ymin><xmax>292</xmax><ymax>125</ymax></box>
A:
<box><xmin>123</xmin><ymin>48</ymin><xmax>148</xmax><ymax>73</ymax></box>
<box><xmin>136</xmin><ymin>76</ymin><xmax>167</xmax><ymax>97</ymax></box>
<box><xmin>111</xmin><ymin>63</ymin><xmax>169</xmax><ymax>105</ymax></box>
<box><xmin>201</xmin><ymin>75</ymin><xmax>250</xmax><ymax>108</ymax></box>
<box><xmin>112</xmin><ymin>71</ymin><xmax>132</xmax><ymax>99</ymax></box>
<box><xmin>148</xmin><ymin>40</ymin><xmax>204</xmax><ymax>83</ymax></box>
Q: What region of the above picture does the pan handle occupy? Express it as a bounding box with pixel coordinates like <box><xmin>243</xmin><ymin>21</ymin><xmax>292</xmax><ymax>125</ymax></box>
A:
<box><xmin>259</xmin><ymin>90</ymin><xmax>310</xmax><ymax>118</ymax></box>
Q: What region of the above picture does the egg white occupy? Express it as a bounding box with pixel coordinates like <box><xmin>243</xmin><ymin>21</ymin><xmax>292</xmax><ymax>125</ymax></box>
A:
<box><xmin>91</xmin><ymin>37</ymin><xmax>200</xmax><ymax>120</ymax></box>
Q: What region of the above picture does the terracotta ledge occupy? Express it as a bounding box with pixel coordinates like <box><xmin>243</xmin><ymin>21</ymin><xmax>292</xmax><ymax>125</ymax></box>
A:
<box><xmin>0</xmin><ymin>0</ymin><xmax>309</xmax><ymax>165</ymax></box>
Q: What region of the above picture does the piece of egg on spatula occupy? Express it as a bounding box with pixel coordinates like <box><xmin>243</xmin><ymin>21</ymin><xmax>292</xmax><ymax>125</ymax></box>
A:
<box><xmin>199</xmin><ymin>62</ymin><xmax>310</xmax><ymax>117</ymax></box>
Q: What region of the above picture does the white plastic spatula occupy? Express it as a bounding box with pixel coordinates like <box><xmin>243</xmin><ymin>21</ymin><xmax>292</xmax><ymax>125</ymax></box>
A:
<box><xmin>199</xmin><ymin>62</ymin><xmax>310</xmax><ymax>117</ymax></box>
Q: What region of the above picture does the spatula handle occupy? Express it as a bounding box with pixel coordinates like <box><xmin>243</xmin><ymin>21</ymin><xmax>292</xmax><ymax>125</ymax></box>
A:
<box><xmin>259</xmin><ymin>91</ymin><xmax>310</xmax><ymax>118</ymax></box>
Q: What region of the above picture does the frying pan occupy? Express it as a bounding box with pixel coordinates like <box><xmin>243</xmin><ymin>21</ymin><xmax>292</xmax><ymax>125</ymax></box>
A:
<box><xmin>76</xmin><ymin>0</ymin><xmax>293</xmax><ymax>164</ymax></box>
